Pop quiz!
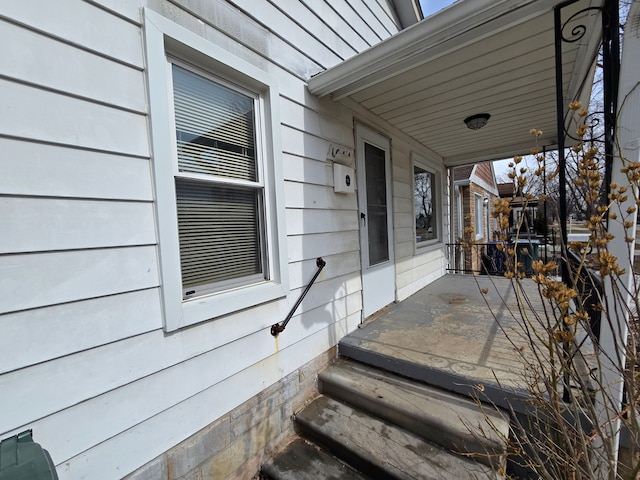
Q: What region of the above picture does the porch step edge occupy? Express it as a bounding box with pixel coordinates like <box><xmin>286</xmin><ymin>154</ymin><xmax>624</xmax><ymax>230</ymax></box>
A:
<box><xmin>338</xmin><ymin>337</ymin><xmax>533</xmax><ymax>415</ymax></box>
<box><xmin>319</xmin><ymin>359</ymin><xmax>509</xmax><ymax>469</ymax></box>
<box><xmin>261</xmin><ymin>438</ymin><xmax>367</xmax><ymax>480</ymax></box>
<box><xmin>295</xmin><ymin>395</ymin><xmax>501</xmax><ymax>480</ymax></box>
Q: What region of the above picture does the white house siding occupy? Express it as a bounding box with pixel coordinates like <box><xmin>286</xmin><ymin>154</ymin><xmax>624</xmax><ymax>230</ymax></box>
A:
<box><xmin>390</xmin><ymin>138</ymin><xmax>448</xmax><ymax>301</ymax></box>
<box><xmin>0</xmin><ymin>1</ymin><xmax>446</xmax><ymax>479</ymax></box>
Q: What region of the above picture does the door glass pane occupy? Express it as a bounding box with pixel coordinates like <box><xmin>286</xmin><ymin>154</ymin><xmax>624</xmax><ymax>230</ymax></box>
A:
<box><xmin>365</xmin><ymin>143</ymin><xmax>389</xmax><ymax>266</ymax></box>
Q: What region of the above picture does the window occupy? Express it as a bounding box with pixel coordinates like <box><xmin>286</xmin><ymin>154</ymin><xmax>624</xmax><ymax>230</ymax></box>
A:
<box><xmin>145</xmin><ymin>10</ymin><xmax>287</xmax><ymax>331</ymax></box>
<box><xmin>172</xmin><ymin>64</ymin><xmax>265</xmax><ymax>299</ymax></box>
<box><xmin>474</xmin><ymin>193</ymin><xmax>484</xmax><ymax>240</ymax></box>
<box><xmin>413</xmin><ymin>158</ymin><xmax>438</xmax><ymax>245</ymax></box>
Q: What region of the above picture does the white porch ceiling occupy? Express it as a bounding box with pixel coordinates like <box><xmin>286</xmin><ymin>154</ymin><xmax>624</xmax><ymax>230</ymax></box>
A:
<box><xmin>308</xmin><ymin>0</ymin><xmax>604</xmax><ymax>167</ymax></box>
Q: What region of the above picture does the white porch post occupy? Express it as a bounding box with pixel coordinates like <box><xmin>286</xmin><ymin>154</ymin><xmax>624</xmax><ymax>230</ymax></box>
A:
<box><xmin>598</xmin><ymin>1</ymin><xmax>640</xmax><ymax>473</ymax></box>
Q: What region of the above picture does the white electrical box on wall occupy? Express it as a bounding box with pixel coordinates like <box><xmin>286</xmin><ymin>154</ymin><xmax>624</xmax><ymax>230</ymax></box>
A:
<box><xmin>333</xmin><ymin>163</ymin><xmax>355</xmax><ymax>193</ymax></box>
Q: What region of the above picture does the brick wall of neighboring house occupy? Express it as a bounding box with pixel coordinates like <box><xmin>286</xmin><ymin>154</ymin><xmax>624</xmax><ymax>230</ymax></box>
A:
<box><xmin>452</xmin><ymin>185</ymin><xmax>467</xmax><ymax>242</ymax></box>
<box><xmin>457</xmin><ymin>184</ymin><xmax>472</xmax><ymax>272</ymax></box>
<box><xmin>125</xmin><ymin>347</ymin><xmax>337</xmax><ymax>480</ymax></box>
<box><xmin>461</xmin><ymin>183</ymin><xmax>498</xmax><ymax>273</ymax></box>
<box><xmin>453</xmin><ymin>163</ymin><xmax>498</xmax><ymax>274</ymax></box>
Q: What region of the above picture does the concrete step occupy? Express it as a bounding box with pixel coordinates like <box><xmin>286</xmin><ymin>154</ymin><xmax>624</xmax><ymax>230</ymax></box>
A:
<box><xmin>318</xmin><ymin>359</ymin><xmax>509</xmax><ymax>469</ymax></box>
<box><xmin>294</xmin><ymin>395</ymin><xmax>500</xmax><ymax>479</ymax></box>
<box><xmin>261</xmin><ymin>438</ymin><xmax>366</xmax><ymax>480</ymax></box>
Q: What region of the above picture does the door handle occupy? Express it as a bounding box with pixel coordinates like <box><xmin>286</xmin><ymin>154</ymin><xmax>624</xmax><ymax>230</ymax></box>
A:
<box><xmin>360</xmin><ymin>212</ymin><xmax>366</xmax><ymax>226</ymax></box>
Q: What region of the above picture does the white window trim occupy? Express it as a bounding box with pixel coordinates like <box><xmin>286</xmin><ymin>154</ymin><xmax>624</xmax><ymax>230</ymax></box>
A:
<box><xmin>411</xmin><ymin>153</ymin><xmax>442</xmax><ymax>250</ymax></box>
<box><xmin>456</xmin><ymin>186</ymin><xmax>463</xmax><ymax>240</ymax></box>
<box><xmin>486</xmin><ymin>196</ymin><xmax>492</xmax><ymax>240</ymax></box>
<box><xmin>144</xmin><ymin>9</ymin><xmax>288</xmax><ymax>331</ymax></box>
<box><xmin>474</xmin><ymin>193</ymin><xmax>484</xmax><ymax>241</ymax></box>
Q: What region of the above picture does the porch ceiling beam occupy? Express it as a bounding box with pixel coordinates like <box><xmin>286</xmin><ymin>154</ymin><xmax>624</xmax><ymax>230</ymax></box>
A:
<box><xmin>308</xmin><ymin>0</ymin><xmax>561</xmax><ymax>100</ymax></box>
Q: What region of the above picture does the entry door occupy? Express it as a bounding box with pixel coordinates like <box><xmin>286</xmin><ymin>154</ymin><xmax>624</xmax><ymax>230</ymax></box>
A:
<box><xmin>356</xmin><ymin>125</ymin><xmax>395</xmax><ymax>318</ymax></box>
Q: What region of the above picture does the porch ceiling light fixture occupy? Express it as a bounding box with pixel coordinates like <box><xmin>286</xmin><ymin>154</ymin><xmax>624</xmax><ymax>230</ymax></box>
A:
<box><xmin>464</xmin><ymin>113</ymin><xmax>491</xmax><ymax>130</ymax></box>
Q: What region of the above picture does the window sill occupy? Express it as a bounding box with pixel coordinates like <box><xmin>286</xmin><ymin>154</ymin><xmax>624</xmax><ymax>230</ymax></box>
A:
<box><xmin>166</xmin><ymin>280</ymin><xmax>287</xmax><ymax>331</ymax></box>
<box><xmin>415</xmin><ymin>239</ymin><xmax>442</xmax><ymax>253</ymax></box>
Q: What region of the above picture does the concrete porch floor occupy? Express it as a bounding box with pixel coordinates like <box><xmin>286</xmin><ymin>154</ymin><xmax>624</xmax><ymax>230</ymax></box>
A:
<box><xmin>340</xmin><ymin>274</ymin><xmax>556</xmax><ymax>413</ymax></box>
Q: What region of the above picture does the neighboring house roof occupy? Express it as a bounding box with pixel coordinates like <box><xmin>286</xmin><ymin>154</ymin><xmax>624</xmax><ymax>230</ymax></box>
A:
<box><xmin>453</xmin><ymin>162</ymin><xmax>499</xmax><ymax>196</ymax></box>
<box><xmin>497</xmin><ymin>182</ymin><xmax>516</xmax><ymax>198</ymax></box>
<box><xmin>453</xmin><ymin>165</ymin><xmax>474</xmax><ymax>183</ymax></box>
<box><xmin>497</xmin><ymin>182</ymin><xmax>540</xmax><ymax>207</ymax></box>
<box><xmin>308</xmin><ymin>0</ymin><xmax>603</xmax><ymax>167</ymax></box>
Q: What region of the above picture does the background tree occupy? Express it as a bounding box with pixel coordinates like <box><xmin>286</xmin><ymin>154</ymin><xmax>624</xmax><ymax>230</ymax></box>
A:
<box><xmin>414</xmin><ymin>169</ymin><xmax>433</xmax><ymax>230</ymax></box>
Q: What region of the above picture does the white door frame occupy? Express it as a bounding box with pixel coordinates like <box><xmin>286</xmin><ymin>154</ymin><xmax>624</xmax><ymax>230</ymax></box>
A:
<box><xmin>355</xmin><ymin>124</ymin><xmax>395</xmax><ymax>318</ymax></box>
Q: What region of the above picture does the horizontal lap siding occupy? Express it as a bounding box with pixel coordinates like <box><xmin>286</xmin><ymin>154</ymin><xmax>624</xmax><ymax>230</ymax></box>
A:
<box><xmin>1</xmin><ymin>281</ymin><xmax>361</xmax><ymax>477</ymax></box>
<box><xmin>349</xmin><ymin>0</ymin><xmax>398</xmax><ymax>39</ymax></box>
<box><xmin>86</xmin><ymin>0</ymin><xmax>145</xmax><ymax>23</ymax></box>
<box><xmin>223</xmin><ymin>0</ymin><xmax>347</xmax><ymax>67</ymax></box>
<box><xmin>298</xmin><ymin>0</ymin><xmax>371</xmax><ymax>52</ymax></box>
<box><xmin>391</xmin><ymin>136</ymin><xmax>448</xmax><ymax>299</ymax></box>
<box><xmin>1</xmin><ymin>1</ymin><xmax>400</xmax><ymax>479</ymax></box>
<box><xmin>166</xmin><ymin>0</ymin><xmax>325</xmax><ymax>79</ymax></box>
<box><xmin>0</xmin><ymin>198</ymin><xmax>156</xmax><ymax>253</ymax></box>
<box><xmin>0</xmin><ymin>290</ymin><xmax>162</xmax><ymax>375</ymax></box>
<box><xmin>59</xmin><ymin>320</ymin><xmax>360</xmax><ymax>479</ymax></box>
<box><xmin>397</xmin><ymin>251</ymin><xmax>446</xmax><ymax>300</ymax></box>
<box><xmin>278</xmin><ymin>81</ymin><xmax>361</xmax><ymax>425</ymax></box>
<box><xmin>2</xmin><ymin>291</ymin><xmax>361</xmax><ymax>463</ymax></box>
<box><xmin>0</xmin><ymin>21</ymin><xmax>146</xmax><ymax>112</ymax></box>
<box><xmin>324</xmin><ymin>0</ymin><xmax>392</xmax><ymax>46</ymax></box>
<box><xmin>0</xmin><ymin>139</ymin><xmax>153</xmax><ymax>200</ymax></box>
<box><xmin>0</xmin><ymin>2</ymin><xmax>161</xmax><ymax>478</ymax></box>
<box><xmin>0</xmin><ymin>247</ymin><xmax>159</xmax><ymax>314</ymax></box>
<box><xmin>0</xmin><ymin>79</ymin><xmax>148</xmax><ymax>156</ymax></box>
<box><xmin>1</xmin><ymin>0</ymin><xmax>144</xmax><ymax>67</ymax></box>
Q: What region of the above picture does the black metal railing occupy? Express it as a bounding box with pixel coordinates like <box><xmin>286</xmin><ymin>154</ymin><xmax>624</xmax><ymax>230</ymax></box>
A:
<box><xmin>271</xmin><ymin>257</ymin><xmax>326</xmax><ymax>337</ymax></box>
<box><xmin>446</xmin><ymin>239</ymin><xmax>554</xmax><ymax>277</ymax></box>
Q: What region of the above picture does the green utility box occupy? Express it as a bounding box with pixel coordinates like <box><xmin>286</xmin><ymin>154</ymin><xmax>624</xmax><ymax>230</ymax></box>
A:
<box><xmin>514</xmin><ymin>239</ymin><xmax>540</xmax><ymax>275</ymax></box>
<box><xmin>0</xmin><ymin>431</ymin><xmax>58</xmax><ymax>480</ymax></box>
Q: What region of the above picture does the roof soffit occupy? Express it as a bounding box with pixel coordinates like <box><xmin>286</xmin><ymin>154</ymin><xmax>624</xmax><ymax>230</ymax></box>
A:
<box><xmin>307</xmin><ymin>0</ymin><xmax>604</xmax><ymax>167</ymax></box>
<box><xmin>308</xmin><ymin>0</ymin><xmax>561</xmax><ymax>99</ymax></box>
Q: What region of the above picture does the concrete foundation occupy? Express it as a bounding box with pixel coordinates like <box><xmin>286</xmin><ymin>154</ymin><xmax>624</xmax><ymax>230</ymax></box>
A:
<box><xmin>125</xmin><ymin>347</ymin><xmax>336</xmax><ymax>480</ymax></box>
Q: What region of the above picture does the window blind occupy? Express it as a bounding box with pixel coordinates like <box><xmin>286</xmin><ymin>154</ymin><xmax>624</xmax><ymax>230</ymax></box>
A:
<box><xmin>173</xmin><ymin>64</ymin><xmax>257</xmax><ymax>181</ymax></box>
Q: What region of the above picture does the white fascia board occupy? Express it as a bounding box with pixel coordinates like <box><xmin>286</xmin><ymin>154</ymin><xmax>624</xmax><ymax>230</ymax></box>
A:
<box><xmin>308</xmin><ymin>0</ymin><xmax>560</xmax><ymax>99</ymax></box>
<box><xmin>470</xmin><ymin>163</ymin><xmax>500</xmax><ymax>197</ymax></box>
<box><xmin>453</xmin><ymin>178</ymin><xmax>471</xmax><ymax>187</ymax></box>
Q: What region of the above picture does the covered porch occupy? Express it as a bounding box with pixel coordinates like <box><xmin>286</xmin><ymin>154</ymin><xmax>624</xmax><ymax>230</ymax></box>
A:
<box><xmin>306</xmin><ymin>0</ymin><xmax>614</xmax><ymax>412</ymax></box>
<box><xmin>265</xmin><ymin>273</ymin><xmax>602</xmax><ymax>477</ymax></box>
